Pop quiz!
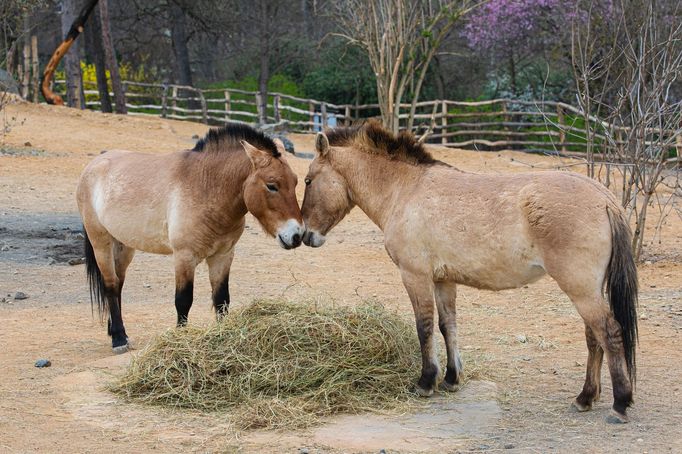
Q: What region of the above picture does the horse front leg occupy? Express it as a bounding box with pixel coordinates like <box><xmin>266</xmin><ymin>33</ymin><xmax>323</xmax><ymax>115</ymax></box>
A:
<box><xmin>206</xmin><ymin>247</ymin><xmax>236</xmax><ymax>320</ymax></box>
<box><xmin>173</xmin><ymin>250</ymin><xmax>199</xmax><ymax>327</ymax></box>
<box><xmin>435</xmin><ymin>280</ymin><xmax>462</xmax><ymax>391</ymax></box>
<box><xmin>401</xmin><ymin>269</ymin><xmax>439</xmax><ymax>397</ymax></box>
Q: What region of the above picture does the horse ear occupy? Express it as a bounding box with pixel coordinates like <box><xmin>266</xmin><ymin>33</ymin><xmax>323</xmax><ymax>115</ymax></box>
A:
<box><xmin>241</xmin><ymin>140</ymin><xmax>271</xmax><ymax>168</ymax></box>
<box><xmin>315</xmin><ymin>132</ymin><xmax>330</xmax><ymax>156</ymax></box>
<box><xmin>272</xmin><ymin>138</ymin><xmax>287</xmax><ymax>156</ymax></box>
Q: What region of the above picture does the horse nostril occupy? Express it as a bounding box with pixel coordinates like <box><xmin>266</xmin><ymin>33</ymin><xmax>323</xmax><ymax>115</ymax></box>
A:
<box><xmin>292</xmin><ymin>233</ymin><xmax>301</xmax><ymax>245</ymax></box>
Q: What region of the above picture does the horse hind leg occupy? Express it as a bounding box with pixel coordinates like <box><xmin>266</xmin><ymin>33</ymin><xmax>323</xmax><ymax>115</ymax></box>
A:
<box><xmin>110</xmin><ymin>241</ymin><xmax>135</xmax><ymax>342</ymax></box>
<box><xmin>434</xmin><ymin>280</ymin><xmax>463</xmax><ymax>391</ymax></box>
<box><xmin>572</xmin><ymin>324</ymin><xmax>604</xmax><ymax>412</ymax></box>
<box><xmin>84</xmin><ymin>227</ymin><xmax>129</xmax><ymax>353</ymax></box>
<box><xmin>569</xmin><ymin>293</ymin><xmax>633</xmax><ymax>423</ymax></box>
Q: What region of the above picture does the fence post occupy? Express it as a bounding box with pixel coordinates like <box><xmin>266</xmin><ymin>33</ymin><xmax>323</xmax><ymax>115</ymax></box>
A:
<box><xmin>309</xmin><ymin>101</ymin><xmax>315</xmax><ymax>131</ymax></box>
<box><xmin>256</xmin><ymin>92</ymin><xmax>263</xmax><ymax>124</ymax></box>
<box><xmin>122</xmin><ymin>81</ymin><xmax>128</xmax><ymax>110</ymax></box>
<box><xmin>502</xmin><ymin>100</ymin><xmax>511</xmax><ymax>146</ymax></box>
<box><xmin>557</xmin><ymin>104</ymin><xmax>567</xmax><ymax>153</ymax></box>
<box><xmin>224</xmin><ymin>90</ymin><xmax>231</xmax><ymax>124</ymax></box>
<box><xmin>441</xmin><ymin>100</ymin><xmax>448</xmax><ymax>145</ymax></box>
<box><xmin>344</xmin><ymin>105</ymin><xmax>351</xmax><ymax>126</ymax></box>
<box><xmin>273</xmin><ymin>94</ymin><xmax>281</xmax><ymax>123</ymax></box>
<box><xmin>321</xmin><ymin>102</ymin><xmax>328</xmax><ymax>129</ymax></box>
<box><xmin>30</xmin><ymin>35</ymin><xmax>38</xmax><ymax>103</ymax></box>
<box><xmin>676</xmin><ymin>122</ymin><xmax>682</xmax><ymax>164</ymax></box>
<box><xmin>21</xmin><ymin>37</ymin><xmax>30</xmax><ymax>99</ymax></box>
<box><xmin>160</xmin><ymin>85</ymin><xmax>168</xmax><ymax>118</ymax></box>
<box><xmin>199</xmin><ymin>89</ymin><xmax>208</xmax><ymax>124</ymax></box>
<box><xmin>171</xmin><ymin>86</ymin><xmax>178</xmax><ymax>115</ymax></box>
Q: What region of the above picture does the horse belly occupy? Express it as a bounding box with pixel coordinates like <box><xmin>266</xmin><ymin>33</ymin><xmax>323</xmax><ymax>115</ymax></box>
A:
<box><xmin>98</xmin><ymin>204</ymin><xmax>173</xmax><ymax>254</ymax></box>
<box><xmin>433</xmin><ymin>237</ymin><xmax>547</xmax><ymax>291</ymax></box>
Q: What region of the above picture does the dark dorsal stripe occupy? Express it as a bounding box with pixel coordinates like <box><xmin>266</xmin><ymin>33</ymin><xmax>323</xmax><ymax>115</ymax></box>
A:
<box><xmin>326</xmin><ymin>121</ymin><xmax>437</xmax><ymax>165</ymax></box>
<box><xmin>192</xmin><ymin>123</ymin><xmax>281</xmax><ymax>157</ymax></box>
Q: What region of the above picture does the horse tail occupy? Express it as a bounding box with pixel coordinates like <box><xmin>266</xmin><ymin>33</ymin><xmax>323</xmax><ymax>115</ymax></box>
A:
<box><xmin>84</xmin><ymin>228</ymin><xmax>107</xmax><ymax>321</ymax></box>
<box><xmin>605</xmin><ymin>207</ymin><xmax>638</xmax><ymax>386</ymax></box>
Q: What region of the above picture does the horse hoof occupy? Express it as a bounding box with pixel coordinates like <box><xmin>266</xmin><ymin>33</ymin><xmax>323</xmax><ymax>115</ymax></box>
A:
<box><xmin>439</xmin><ymin>381</ymin><xmax>460</xmax><ymax>392</ymax></box>
<box><xmin>570</xmin><ymin>400</ymin><xmax>592</xmax><ymax>413</ymax></box>
<box><xmin>112</xmin><ymin>344</ymin><xmax>129</xmax><ymax>355</ymax></box>
<box><xmin>605</xmin><ymin>410</ymin><xmax>629</xmax><ymax>424</ymax></box>
<box><xmin>415</xmin><ymin>385</ymin><xmax>434</xmax><ymax>397</ymax></box>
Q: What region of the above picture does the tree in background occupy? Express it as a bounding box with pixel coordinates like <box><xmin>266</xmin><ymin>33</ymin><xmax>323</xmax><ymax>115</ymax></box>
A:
<box><xmin>98</xmin><ymin>0</ymin><xmax>125</xmax><ymax>113</ymax></box>
<box><xmin>462</xmin><ymin>0</ymin><xmax>573</xmax><ymax>98</ymax></box>
<box><xmin>333</xmin><ymin>0</ymin><xmax>482</xmax><ymax>133</ymax></box>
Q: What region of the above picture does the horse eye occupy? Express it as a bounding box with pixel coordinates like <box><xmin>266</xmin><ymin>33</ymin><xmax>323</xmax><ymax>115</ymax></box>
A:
<box><xmin>304</xmin><ymin>178</ymin><xmax>311</xmax><ymax>186</ymax></box>
<box><xmin>266</xmin><ymin>183</ymin><xmax>278</xmax><ymax>192</ymax></box>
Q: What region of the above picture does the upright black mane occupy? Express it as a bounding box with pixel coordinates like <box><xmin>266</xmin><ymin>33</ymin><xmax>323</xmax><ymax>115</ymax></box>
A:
<box><xmin>326</xmin><ymin>121</ymin><xmax>438</xmax><ymax>165</ymax></box>
<box><xmin>192</xmin><ymin>123</ymin><xmax>281</xmax><ymax>157</ymax></box>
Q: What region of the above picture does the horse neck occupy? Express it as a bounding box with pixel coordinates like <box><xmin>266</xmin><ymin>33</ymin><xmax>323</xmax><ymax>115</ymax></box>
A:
<box><xmin>191</xmin><ymin>150</ymin><xmax>252</xmax><ymax>218</ymax></box>
<box><xmin>331</xmin><ymin>147</ymin><xmax>425</xmax><ymax>231</ymax></box>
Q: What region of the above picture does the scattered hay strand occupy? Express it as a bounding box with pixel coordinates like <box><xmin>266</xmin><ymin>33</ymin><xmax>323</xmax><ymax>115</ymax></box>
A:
<box><xmin>112</xmin><ymin>299</ymin><xmax>425</xmax><ymax>429</ymax></box>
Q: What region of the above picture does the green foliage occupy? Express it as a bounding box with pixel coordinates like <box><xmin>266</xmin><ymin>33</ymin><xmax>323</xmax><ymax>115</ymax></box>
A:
<box><xmin>301</xmin><ymin>44</ymin><xmax>377</xmax><ymax>106</ymax></box>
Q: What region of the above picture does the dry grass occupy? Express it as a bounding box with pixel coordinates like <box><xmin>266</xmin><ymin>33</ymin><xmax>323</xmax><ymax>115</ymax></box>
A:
<box><xmin>112</xmin><ymin>299</ymin><xmax>427</xmax><ymax>429</ymax></box>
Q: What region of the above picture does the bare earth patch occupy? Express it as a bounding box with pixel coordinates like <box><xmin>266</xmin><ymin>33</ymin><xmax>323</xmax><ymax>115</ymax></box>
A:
<box><xmin>1</xmin><ymin>101</ymin><xmax>681</xmax><ymax>452</ymax></box>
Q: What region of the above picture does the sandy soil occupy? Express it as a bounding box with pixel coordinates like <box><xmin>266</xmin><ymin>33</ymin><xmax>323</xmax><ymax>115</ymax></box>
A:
<box><xmin>1</xmin><ymin>100</ymin><xmax>681</xmax><ymax>453</ymax></box>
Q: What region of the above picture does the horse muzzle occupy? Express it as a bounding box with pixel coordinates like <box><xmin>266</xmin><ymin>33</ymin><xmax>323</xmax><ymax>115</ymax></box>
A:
<box><xmin>276</xmin><ymin>219</ymin><xmax>305</xmax><ymax>249</ymax></box>
<box><xmin>302</xmin><ymin>229</ymin><xmax>326</xmax><ymax>248</ymax></box>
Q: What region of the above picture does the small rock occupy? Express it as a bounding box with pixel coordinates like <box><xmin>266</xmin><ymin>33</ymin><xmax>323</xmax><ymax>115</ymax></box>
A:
<box><xmin>75</xmin><ymin>232</ymin><xmax>85</xmax><ymax>240</ymax></box>
<box><xmin>379</xmin><ymin>450</ymin><xmax>386</xmax><ymax>454</ymax></box>
<box><xmin>35</xmin><ymin>359</ymin><xmax>51</xmax><ymax>368</ymax></box>
<box><xmin>640</xmin><ymin>314</ymin><xmax>648</xmax><ymax>320</ymax></box>
<box><xmin>24</xmin><ymin>141</ymin><xmax>32</xmax><ymax>147</ymax></box>
<box><xmin>299</xmin><ymin>449</ymin><xmax>309</xmax><ymax>454</ymax></box>
<box><xmin>505</xmin><ymin>444</ymin><xmax>515</xmax><ymax>449</ymax></box>
<box><xmin>516</xmin><ymin>334</ymin><xmax>527</xmax><ymax>343</ymax></box>
<box><xmin>0</xmin><ymin>244</ymin><xmax>9</xmax><ymax>251</ymax></box>
<box><xmin>143</xmin><ymin>283</ymin><xmax>152</xmax><ymax>289</ymax></box>
<box><xmin>192</xmin><ymin>134</ymin><xmax>200</xmax><ymax>140</ymax></box>
<box><xmin>68</xmin><ymin>257</ymin><xmax>85</xmax><ymax>266</ymax></box>
<box><xmin>637</xmin><ymin>438</ymin><xmax>643</xmax><ymax>442</ymax></box>
<box><xmin>645</xmin><ymin>261</ymin><xmax>652</xmax><ymax>265</ymax></box>
<box><xmin>14</xmin><ymin>291</ymin><xmax>28</xmax><ymax>300</ymax></box>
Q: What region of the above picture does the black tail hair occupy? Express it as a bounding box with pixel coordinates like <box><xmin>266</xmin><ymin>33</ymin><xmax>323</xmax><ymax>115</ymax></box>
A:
<box><xmin>605</xmin><ymin>208</ymin><xmax>639</xmax><ymax>386</ymax></box>
<box><xmin>84</xmin><ymin>228</ymin><xmax>107</xmax><ymax>321</ymax></box>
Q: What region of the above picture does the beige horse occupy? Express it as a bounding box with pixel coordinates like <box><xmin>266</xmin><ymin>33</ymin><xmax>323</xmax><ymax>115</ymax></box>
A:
<box><xmin>77</xmin><ymin>124</ymin><xmax>304</xmax><ymax>353</ymax></box>
<box><xmin>301</xmin><ymin>122</ymin><xmax>638</xmax><ymax>423</ymax></box>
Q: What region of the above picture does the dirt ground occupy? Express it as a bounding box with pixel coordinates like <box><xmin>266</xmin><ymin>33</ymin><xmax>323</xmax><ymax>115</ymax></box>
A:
<box><xmin>1</xmin><ymin>100</ymin><xmax>681</xmax><ymax>453</ymax></box>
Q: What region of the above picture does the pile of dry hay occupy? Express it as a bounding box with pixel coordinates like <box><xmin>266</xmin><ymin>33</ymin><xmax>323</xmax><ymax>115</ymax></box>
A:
<box><xmin>112</xmin><ymin>299</ymin><xmax>426</xmax><ymax>429</ymax></box>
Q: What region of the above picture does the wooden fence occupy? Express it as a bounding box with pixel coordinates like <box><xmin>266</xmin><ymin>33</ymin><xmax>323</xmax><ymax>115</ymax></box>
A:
<box><xmin>52</xmin><ymin>80</ymin><xmax>681</xmax><ymax>156</ymax></box>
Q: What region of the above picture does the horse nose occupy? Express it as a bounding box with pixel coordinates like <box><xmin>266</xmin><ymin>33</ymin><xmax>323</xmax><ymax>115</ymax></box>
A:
<box><xmin>302</xmin><ymin>230</ymin><xmax>312</xmax><ymax>246</ymax></box>
<box><xmin>292</xmin><ymin>232</ymin><xmax>302</xmax><ymax>247</ymax></box>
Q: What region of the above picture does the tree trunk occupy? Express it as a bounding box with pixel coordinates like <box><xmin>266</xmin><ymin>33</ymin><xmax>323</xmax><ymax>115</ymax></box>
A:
<box><xmin>61</xmin><ymin>0</ymin><xmax>84</xmax><ymax>108</ymax></box>
<box><xmin>170</xmin><ymin>2</ymin><xmax>193</xmax><ymax>86</ymax></box>
<box><xmin>84</xmin><ymin>6</ymin><xmax>112</xmax><ymax>112</ymax></box>
<box><xmin>99</xmin><ymin>0</ymin><xmax>126</xmax><ymax>113</ymax></box>
<box><xmin>258</xmin><ymin>45</ymin><xmax>269</xmax><ymax>124</ymax></box>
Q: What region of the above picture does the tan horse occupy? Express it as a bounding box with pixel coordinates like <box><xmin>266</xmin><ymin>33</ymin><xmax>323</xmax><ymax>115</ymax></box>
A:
<box><xmin>301</xmin><ymin>122</ymin><xmax>638</xmax><ymax>423</ymax></box>
<box><xmin>77</xmin><ymin>124</ymin><xmax>304</xmax><ymax>353</ymax></box>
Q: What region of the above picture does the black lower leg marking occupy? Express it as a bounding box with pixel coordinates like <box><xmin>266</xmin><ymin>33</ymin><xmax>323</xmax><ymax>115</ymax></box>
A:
<box><xmin>213</xmin><ymin>275</ymin><xmax>230</xmax><ymax>318</ymax></box>
<box><xmin>416</xmin><ymin>317</ymin><xmax>438</xmax><ymax>392</ymax></box>
<box><xmin>175</xmin><ymin>280</ymin><xmax>194</xmax><ymax>327</ymax></box>
<box><xmin>439</xmin><ymin>320</ymin><xmax>460</xmax><ymax>386</ymax></box>
<box><xmin>105</xmin><ymin>287</ymin><xmax>128</xmax><ymax>348</ymax></box>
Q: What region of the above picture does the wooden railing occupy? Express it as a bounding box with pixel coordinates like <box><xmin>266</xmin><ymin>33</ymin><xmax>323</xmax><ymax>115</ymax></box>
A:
<box><xmin>52</xmin><ymin>80</ymin><xmax>681</xmax><ymax>156</ymax></box>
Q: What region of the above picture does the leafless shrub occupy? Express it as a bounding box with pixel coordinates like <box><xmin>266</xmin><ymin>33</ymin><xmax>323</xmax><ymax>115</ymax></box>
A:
<box><xmin>571</xmin><ymin>0</ymin><xmax>682</xmax><ymax>260</ymax></box>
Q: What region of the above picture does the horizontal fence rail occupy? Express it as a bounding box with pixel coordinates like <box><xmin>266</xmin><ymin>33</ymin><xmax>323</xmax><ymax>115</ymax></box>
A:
<box><xmin>50</xmin><ymin>80</ymin><xmax>681</xmax><ymax>157</ymax></box>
